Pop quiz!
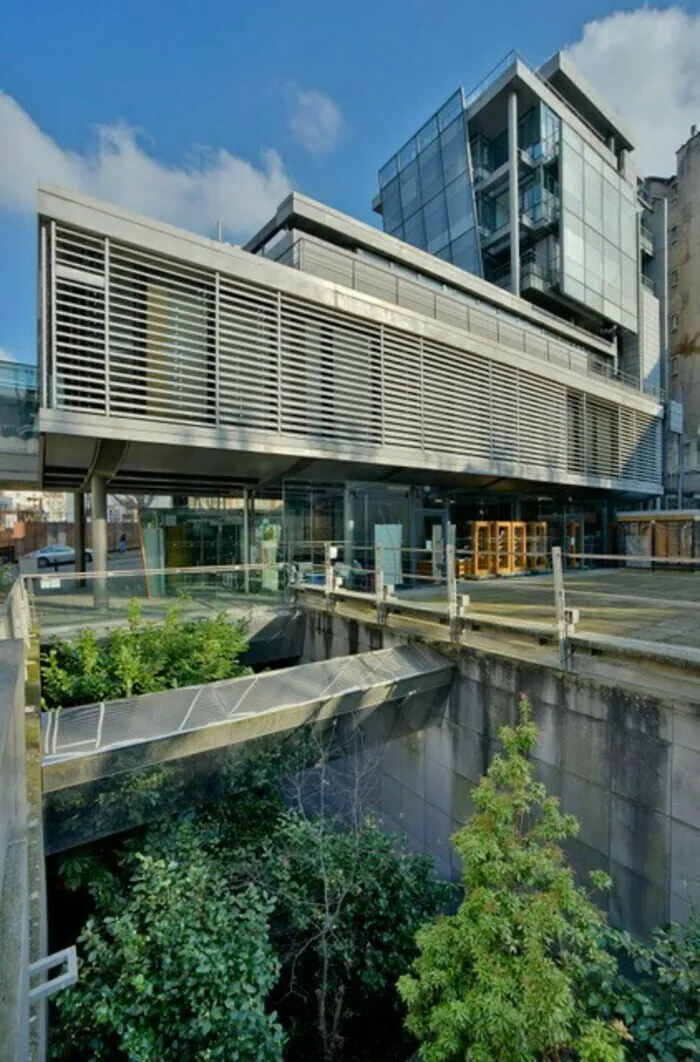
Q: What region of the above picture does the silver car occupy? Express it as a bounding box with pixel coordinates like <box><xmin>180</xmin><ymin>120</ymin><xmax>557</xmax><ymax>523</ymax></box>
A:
<box><xmin>26</xmin><ymin>544</ymin><xmax>93</xmax><ymax>569</ymax></box>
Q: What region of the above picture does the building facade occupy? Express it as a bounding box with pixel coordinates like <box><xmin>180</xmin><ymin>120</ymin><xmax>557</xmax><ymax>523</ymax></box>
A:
<box><xmin>647</xmin><ymin>128</ymin><xmax>700</xmax><ymax>502</ymax></box>
<box><xmin>32</xmin><ymin>179</ymin><xmax>663</xmax><ymax>570</ymax></box>
<box><xmin>373</xmin><ymin>51</ymin><xmax>663</xmax><ymax>407</ymax></box>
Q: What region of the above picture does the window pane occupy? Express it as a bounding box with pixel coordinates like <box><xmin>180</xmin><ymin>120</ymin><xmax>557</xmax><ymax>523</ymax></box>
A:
<box><xmin>603</xmin><ymin>173</ymin><xmax>620</xmax><ymax>245</ymax></box>
<box><xmin>416</xmin><ymin>116</ymin><xmax>438</xmax><ymax>153</ymax></box>
<box><xmin>451</xmin><ymin>229</ymin><xmax>480</xmax><ymax>273</ymax></box>
<box><xmin>584</xmin><ymin>163</ymin><xmax>603</xmax><ymax>233</ymax></box>
<box><xmin>564</xmin><ymin>212</ymin><xmax>585</xmax><ymax>284</ymax></box>
<box><xmin>418</xmin><ymin>140</ymin><xmax>443</xmax><ymax>205</ymax></box>
<box><xmin>424</xmin><ymin>191</ymin><xmax>449</xmax><ymax>253</ymax></box>
<box><xmin>399</xmin><ymin>160</ymin><xmax>421</xmax><ymax>218</ymax></box>
<box><xmin>382</xmin><ymin>177</ymin><xmax>402</xmax><ymax>233</ymax></box>
<box><xmin>604</xmin><ymin>239</ymin><xmax>621</xmax><ymax>303</ymax></box>
<box><xmin>437</xmin><ymin>90</ymin><xmax>464</xmax><ymax>131</ymax></box>
<box><xmin>585</xmin><ymin>225</ymin><xmax>603</xmax><ymax>293</ymax></box>
<box><xmin>379</xmin><ymin>157</ymin><xmax>398</xmax><ymax>188</ymax></box>
<box><xmin>445</xmin><ymin>177</ymin><xmax>473</xmax><ymax>240</ymax></box>
<box><xmin>440</xmin><ymin>116</ymin><xmax>468</xmax><ymax>185</ymax></box>
<box><xmin>397</xmin><ymin>139</ymin><xmax>416</xmax><ymax>172</ymax></box>
<box><xmin>403</xmin><ymin>210</ymin><xmax>426</xmax><ymax>250</ymax></box>
<box><xmin>562</xmin><ymin>145</ymin><xmax>583</xmax><ymax>216</ymax></box>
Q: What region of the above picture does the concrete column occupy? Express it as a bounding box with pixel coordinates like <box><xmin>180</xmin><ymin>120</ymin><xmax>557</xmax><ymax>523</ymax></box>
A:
<box><xmin>74</xmin><ymin>492</ymin><xmax>85</xmax><ymax>587</ymax></box>
<box><xmin>508</xmin><ymin>90</ymin><xmax>520</xmax><ymax>297</ymax></box>
<box><xmin>90</xmin><ymin>474</ymin><xmax>108</xmax><ymax>607</ymax></box>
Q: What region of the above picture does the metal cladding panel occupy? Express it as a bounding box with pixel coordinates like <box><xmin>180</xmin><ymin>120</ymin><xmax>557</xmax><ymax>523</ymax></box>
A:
<box><xmin>42</xmin><ymin>218</ymin><xmax>662</xmax><ymax>492</ymax></box>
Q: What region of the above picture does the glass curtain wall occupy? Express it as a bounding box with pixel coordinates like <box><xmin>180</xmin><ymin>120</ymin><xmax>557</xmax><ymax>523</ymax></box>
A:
<box><xmin>377</xmin><ymin>90</ymin><xmax>483</xmax><ymax>275</ymax></box>
<box><xmin>560</xmin><ymin>121</ymin><xmax>637</xmax><ymax>331</ymax></box>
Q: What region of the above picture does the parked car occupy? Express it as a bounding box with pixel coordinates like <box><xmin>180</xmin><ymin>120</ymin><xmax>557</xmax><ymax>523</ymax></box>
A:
<box><xmin>25</xmin><ymin>544</ymin><xmax>93</xmax><ymax>569</ymax></box>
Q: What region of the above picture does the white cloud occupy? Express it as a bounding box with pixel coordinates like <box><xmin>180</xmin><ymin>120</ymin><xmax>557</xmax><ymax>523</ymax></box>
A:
<box><xmin>567</xmin><ymin>6</ymin><xmax>700</xmax><ymax>175</ymax></box>
<box><xmin>0</xmin><ymin>348</ymin><xmax>15</xmax><ymax>361</ymax></box>
<box><xmin>0</xmin><ymin>91</ymin><xmax>293</xmax><ymax>238</ymax></box>
<box><xmin>284</xmin><ymin>84</ymin><xmax>342</xmax><ymax>155</ymax></box>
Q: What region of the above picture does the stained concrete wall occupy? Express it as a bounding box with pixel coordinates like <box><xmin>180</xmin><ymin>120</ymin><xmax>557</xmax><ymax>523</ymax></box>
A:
<box><xmin>308</xmin><ymin>608</ymin><xmax>700</xmax><ymax>938</ymax></box>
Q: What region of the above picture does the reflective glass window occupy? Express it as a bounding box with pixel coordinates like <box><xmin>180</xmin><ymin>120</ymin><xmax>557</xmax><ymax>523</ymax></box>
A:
<box><xmin>399</xmin><ymin>160</ymin><xmax>421</xmax><ymax>218</ymax></box>
<box><xmin>584</xmin><ymin>226</ymin><xmax>603</xmax><ymax>293</ymax></box>
<box><xmin>416</xmin><ymin>116</ymin><xmax>438</xmax><ymax>153</ymax></box>
<box><xmin>584</xmin><ymin>163</ymin><xmax>603</xmax><ymax>233</ymax></box>
<box><xmin>418</xmin><ymin>140</ymin><xmax>443</xmax><ymax>204</ymax></box>
<box><xmin>403</xmin><ymin>210</ymin><xmax>426</xmax><ymax>250</ymax></box>
<box><xmin>621</xmin><ymin>197</ymin><xmax>637</xmax><ymax>258</ymax></box>
<box><xmin>603</xmin><ymin>173</ymin><xmax>620</xmax><ymax>245</ymax></box>
<box><xmin>437</xmin><ymin>90</ymin><xmax>464</xmax><ymax>131</ymax></box>
<box><xmin>445</xmin><ymin>177</ymin><xmax>473</xmax><ymax>240</ymax></box>
<box><xmin>397</xmin><ymin>139</ymin><xmax>416</xmax><ymax>172</ymax></box>
<box><xmin>491</xmin><ymin>129</ymin><xmax>508</xmax><ymax>169</ymax></box>
<box><xmin>451</xmin><ymin>229</ymin><xmax>480</xmax><ymax>273</ymax></box>
<box><xmin>562</xmin><ymin>145</ymin><xmax>584</xmax><ymax>217</ymax></box>
<box><xmin>424</xmin><ymin>191</ymin><xmax>449</xmax><ymax>253</ymax></box>
<box><xmin>564</xmin><ymin>213</ymin><xmax>585</xmax><ymax>284</ymax></box>
<box><xmin>379</xmin><ymin>157</ymin><xmax>398</xmax><ymax>188</ymax></box>
<box><xmin>440</xmin><ymin>116</ymin><xmax>468</xmax><ymax>184</ymax></box>
<box><xmin>603</xmin><ymin>239</ymin><xmax>621</xmax><ymax>303</ymax></box>
<box><xmin>621</xmin><ymin>256</ymin><xmax>637</xmax><ymax>316</ymax></box>
<box><xmin>381</xmin><ymin>177</ymin><xmax>402</xmax><ymax>233</ymax></box>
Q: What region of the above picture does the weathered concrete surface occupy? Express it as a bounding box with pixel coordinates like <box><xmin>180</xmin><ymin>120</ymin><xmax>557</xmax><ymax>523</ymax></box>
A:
<box><xmin>307</xmin><ymin>608</ymin><xmax>700</xmax><ymax>938</ymax></box>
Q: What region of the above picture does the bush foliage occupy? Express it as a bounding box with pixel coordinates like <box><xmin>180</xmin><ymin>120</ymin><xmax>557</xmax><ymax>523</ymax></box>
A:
<box><xmin>398</xmin><ymin>697</ymin><xmax>629</xmax><ymax>1062</ymax></box>
<box><xmin>41</xmin><ymin>600</ymin><xmax>250</xmax><ymax>709</ymax></box>
<box><xmin>52</xmin><ymin>747</ymin><xmax>448</xmax><ymax>1061</ymax></box>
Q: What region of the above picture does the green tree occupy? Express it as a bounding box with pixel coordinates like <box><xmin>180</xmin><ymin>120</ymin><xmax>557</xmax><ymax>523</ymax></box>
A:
<box><xmin>398</xmin><ymin>696</ymin><xmax>629</xmax><ymax>1062</ymax></box>
<box><xmin>52</xmin><ymin>820</ymin><xmax>284</xmax><ymax>1062</ymax></box>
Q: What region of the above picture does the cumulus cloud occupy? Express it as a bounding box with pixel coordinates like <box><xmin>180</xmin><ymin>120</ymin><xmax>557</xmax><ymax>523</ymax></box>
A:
<box><xmin>284</xmin><ymin>84</ymin><xmax>342</xmax><ymax>155</ymax></box>
<box><xmin>567</xmin><ymin>6</ymin><xmax>700</xmax><ymax>176</ymax></box>
<box><xmin>0</xmin><ymin>91</ymin><xmax>293</xmax><ymax>238</ymax></box>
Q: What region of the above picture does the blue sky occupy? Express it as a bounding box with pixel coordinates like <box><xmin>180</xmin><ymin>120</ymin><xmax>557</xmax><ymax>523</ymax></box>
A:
<box><xmin>2</xmin><ymin>0</ymin><xmax>700</xmax><ymax>363</ymax></box>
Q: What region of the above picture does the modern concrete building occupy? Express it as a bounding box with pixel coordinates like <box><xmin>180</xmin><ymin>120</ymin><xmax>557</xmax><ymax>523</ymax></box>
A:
<box><xmin>373</xmin><ymin>50</ymin><xmax>662</xmax><ymax>403</ymax></box>
<box><xmin>646</xmin><ymin>127</ymin><xmax>700</xmax><ymax>502</ymax></box>
<box><xmin>32</xmin><ymin>179</ymin><xmax>663</xmax><ymax>575</ymax></box>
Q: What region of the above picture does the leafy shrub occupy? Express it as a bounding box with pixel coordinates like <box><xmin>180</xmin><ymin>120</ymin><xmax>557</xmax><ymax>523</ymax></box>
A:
<box><xmin>41</xmin><ymin>600</ymin><xmax>250</xmax><ymax>709</ymax></box>
<box><xmin>587</xmin><ymin>917</ymin><xmax>700</xmax><ymax>1060</ymax></box>
<box><xmin>52</xmin><ymin>745</ymin><xmax>449</xmax><ymax>1062</ymax></box>
<box><xmin>52</xmin><ymin>820</ymin><xmax>285</xmax><ymax>1061</ymax></box>
<box><xmin>398</xmin><ymin>696</ymin><xmax>629</xmax><ymax>1062</ymax></box>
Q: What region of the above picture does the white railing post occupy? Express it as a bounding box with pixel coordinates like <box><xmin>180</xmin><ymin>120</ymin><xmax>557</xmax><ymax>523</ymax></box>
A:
<box><xmin>431</xmin><ymin>523</ymin><xmax>443</xmax><ymax>584</ymax></box>
<box><xmin>324</xmin><ymin>541</ymin><xmax>334</xmax><ymax>610</ymax></box>
<box><xmin>375</xmin><ymin>542</ymin><xmax>387</xmax><ymax>625</ymax></box>
<box><xmin>552</xmin><ymin>546</ymin><xmax>570</xmax><ymax>670</ymax></box>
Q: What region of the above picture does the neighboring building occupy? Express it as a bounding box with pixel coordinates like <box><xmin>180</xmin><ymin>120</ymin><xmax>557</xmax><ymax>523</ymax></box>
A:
<box><xmin>646</xmin><ymin>127</ymin><xmax>700</xmax><ymax>502</ymax></box>
<box><xmin>33</xmin><ymin>181</ymin><xmax>663</xmax><ymax>571</ymax></box>
<box><xmin>372</xmin><ymin>50</ymin><xmax>662</xmax><ymax>405</ymax></box>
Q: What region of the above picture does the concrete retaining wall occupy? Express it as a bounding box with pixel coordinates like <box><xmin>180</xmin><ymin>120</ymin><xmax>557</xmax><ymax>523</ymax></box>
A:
<box><xmin>307</xmin><ymin>608</ymin><xmax>700</xmax><ymax>937</ymax></box>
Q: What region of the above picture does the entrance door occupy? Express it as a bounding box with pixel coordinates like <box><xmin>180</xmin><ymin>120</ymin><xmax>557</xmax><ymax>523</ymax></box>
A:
<box><xmin>411</xmin><ymin>508</ymin><xmax>448</xmax><ymax>577</ymax></box>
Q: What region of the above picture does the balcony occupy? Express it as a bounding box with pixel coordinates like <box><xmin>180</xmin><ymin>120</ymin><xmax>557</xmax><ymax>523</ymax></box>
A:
<box><xmin>640</xmin><ymin>225</ymin><xmax>654</xmax><ymax>257</ymax></box>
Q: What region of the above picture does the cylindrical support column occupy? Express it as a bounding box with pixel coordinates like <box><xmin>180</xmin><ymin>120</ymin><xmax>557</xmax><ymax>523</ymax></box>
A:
<box><xmin>508</xmin><ymin>90</ymin><xmax>520</xmax><ymax>297</ymax></box>
<box><xmin>90</xmin><ymin>474</ymin><xmax>108</xmax><ymax>607</ymax></box>
<box><xmin>74</xmin><ymin>492</ymin><xmax>85</xmax><ymax>587</ymax></box>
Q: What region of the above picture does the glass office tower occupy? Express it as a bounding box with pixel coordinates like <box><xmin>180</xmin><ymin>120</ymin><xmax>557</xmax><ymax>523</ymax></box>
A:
<box><xmin>374</xmin><ymin>51</ymin><xmax>650</xmax><ymax>345</ymax></box>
